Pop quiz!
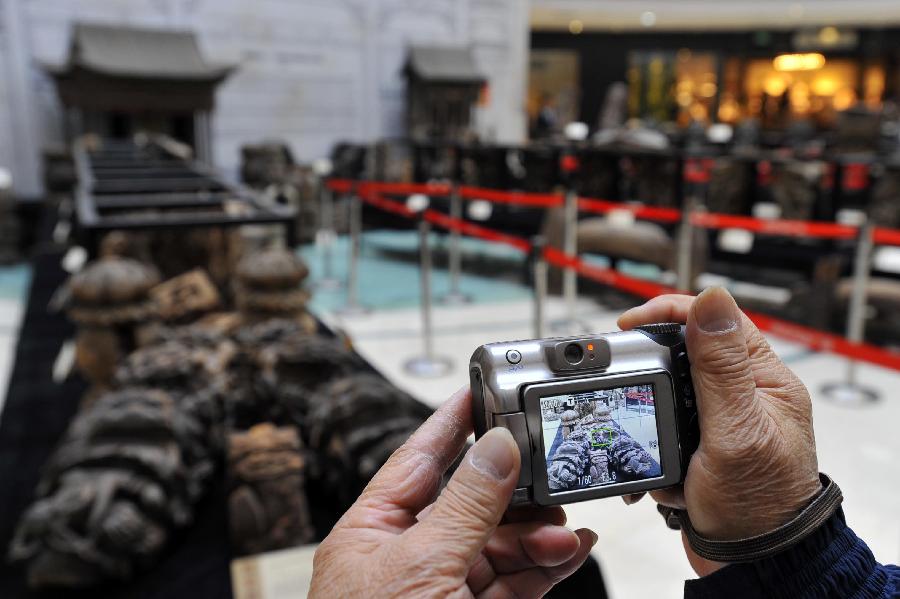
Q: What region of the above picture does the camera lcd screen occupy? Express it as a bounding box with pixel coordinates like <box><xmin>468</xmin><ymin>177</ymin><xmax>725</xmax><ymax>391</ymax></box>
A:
<box><xmin>540</xmin><ymin>384</ymin><xmax>662</xmax><ymax>494</ymax></box>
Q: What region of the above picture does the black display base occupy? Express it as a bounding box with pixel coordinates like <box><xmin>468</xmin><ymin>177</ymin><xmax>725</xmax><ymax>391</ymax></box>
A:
<box><xmin>0</xmin><ymin>250</ymin><xmax>233</xmax><ymax>599</ymax></box>
<box><xmin>0</xmin><ymin>249</ymin><xmax>608</xmax><ymax>598</ymax></box>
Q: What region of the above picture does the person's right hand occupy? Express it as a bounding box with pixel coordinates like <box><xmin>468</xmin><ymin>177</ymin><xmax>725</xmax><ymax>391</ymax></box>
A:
<box><xmin>617</xmin><ymin>287</ymin><xmax>822</xmax><ymax>576</ymax></box>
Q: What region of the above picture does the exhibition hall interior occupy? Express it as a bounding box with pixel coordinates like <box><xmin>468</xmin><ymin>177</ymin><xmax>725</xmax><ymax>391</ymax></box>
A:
<box><xmin>1</xmin><ymin>1</ymin><xmax>899</xmax><ymax>597</ymax></box>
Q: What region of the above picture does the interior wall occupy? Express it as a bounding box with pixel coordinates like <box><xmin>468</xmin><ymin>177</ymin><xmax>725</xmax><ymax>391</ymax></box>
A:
<box><xmin>0</xmin><ymin>0</ymin><xmax>530</xmax><ymax>190</ymax></box>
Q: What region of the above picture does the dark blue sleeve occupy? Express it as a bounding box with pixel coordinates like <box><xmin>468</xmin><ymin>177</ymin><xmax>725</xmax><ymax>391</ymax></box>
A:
<box><xmin>683</xmin><ymin>509</ymin><xmax>899</xmax><ymax>599</ymax></box>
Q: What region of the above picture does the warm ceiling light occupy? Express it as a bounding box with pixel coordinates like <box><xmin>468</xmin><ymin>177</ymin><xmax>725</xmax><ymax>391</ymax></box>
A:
<box><xmin>700</xmin><ymin>82</ymin><xmax>718</xmax><ymax>98</ymax></box>
<box><xmin>812</xmin><ymin>78</ymin><xmax>838</xmax><ymax>96</ymax></box>
<box><xmin>568</xmin><ymin>19</ymin><xmax>584</xmax><ymax>34</ymax></box>
<box><xmin>763</xmin><ymin>76</ymin><xmax>788</xmax><ymax>97</ymax></box>
<box><xmin>773</xmin><ymin>53</ymin><xmax>826</xmax><ymax>72</ymax></box>
<box><xmin>819</xmin><ymin>26</ymin><xmax>840</xmax><ymax>45</ymax></box>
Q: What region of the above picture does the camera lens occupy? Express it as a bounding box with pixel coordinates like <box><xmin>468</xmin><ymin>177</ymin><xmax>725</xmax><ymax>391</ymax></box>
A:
<box><xmin>564</xmin><ymin>343</ymin><xmax>584</xmax><ymax>365</ymax></box>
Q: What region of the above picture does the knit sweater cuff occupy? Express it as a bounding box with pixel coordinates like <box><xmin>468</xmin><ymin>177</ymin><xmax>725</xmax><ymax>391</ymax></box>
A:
<box><xmin>684</xmin><ymin>509</ymin><xmax>891</xmax><ymax>599</ymax></box>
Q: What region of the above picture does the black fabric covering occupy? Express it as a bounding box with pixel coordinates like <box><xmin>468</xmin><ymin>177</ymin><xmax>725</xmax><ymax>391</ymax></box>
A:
<box><xmin>0</xmin><ymin>250</ymin><xmax>233</xmax><ymax>599</ymax></box>
<box><xmin>0</xmin><ymin>248</ymin><xmax>607</xmax><ymax>598</ymax></box>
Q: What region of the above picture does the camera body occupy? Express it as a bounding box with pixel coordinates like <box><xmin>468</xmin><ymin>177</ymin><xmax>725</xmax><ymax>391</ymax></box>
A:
<box><xmin>469</xmin><ymin>323</ymin><xmax>699</xmax><ymax>507</ymax></box>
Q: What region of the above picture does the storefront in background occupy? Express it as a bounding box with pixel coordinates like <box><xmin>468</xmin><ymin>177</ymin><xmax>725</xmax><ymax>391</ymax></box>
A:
<box><xmin>531</xmin><ymin>26</ymin><xmax>900</xmax><ymax>132</ymax></box>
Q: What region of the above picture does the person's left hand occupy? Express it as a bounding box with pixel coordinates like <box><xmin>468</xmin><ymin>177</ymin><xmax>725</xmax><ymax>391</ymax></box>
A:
<box><xmin>308</xmin><ymin>387</ymin><xmax>597</xmax><ymax>598</ymax></box>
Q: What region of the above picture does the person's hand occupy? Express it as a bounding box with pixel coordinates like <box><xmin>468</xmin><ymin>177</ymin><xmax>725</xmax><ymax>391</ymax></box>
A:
<box><xmin>308</xmin><ymin>387</ymin><xmax>597</xmax><ymax>598</ymax></box>
<box><xmin>617</xmin><ymin>287</ymin><xmax>822</xmax><ymax>576</ymax></box>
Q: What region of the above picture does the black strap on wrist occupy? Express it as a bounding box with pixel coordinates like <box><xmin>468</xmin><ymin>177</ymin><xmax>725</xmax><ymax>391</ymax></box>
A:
<box><xmin>657</xmin><ymin>473</ymin><xmax>842</xmax><ymax>563</ymax></box>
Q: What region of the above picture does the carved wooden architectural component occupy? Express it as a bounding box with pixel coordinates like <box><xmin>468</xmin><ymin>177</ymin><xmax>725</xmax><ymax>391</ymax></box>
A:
<box><xmin>227</xmin><ymin>424</ymin><xmax>315</xmax><ymax>556</ymax></box>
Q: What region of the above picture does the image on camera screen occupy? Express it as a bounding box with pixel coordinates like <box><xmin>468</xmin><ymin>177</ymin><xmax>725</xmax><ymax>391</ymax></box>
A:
<box><xmin>540</xmin><ymin>385</ymin><xmax>662</xmax><ymax>493</ymax></box>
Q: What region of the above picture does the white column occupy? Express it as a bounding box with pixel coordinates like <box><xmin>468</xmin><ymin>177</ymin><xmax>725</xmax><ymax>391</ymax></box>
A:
<box><xmin>504</xmin><ymin>0</ymin><xmax>529</xmax><ymax>143</ymax></box>
<box><xmin>2</xmin><ymin>0</ymin><xmax>42</xmax><ymax>194</ymax></box>
<box><xmin>361</xmin><ymin>1</ymin><xmax>381</xmax><ymax>142</ymax></box>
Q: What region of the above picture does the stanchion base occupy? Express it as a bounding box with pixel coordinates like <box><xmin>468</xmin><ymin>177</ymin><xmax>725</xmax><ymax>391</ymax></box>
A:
<box><xmin>821</xmin><ymin>382</ymin><xmax>880</xmax><ymax>406</ymax></box>
<box><xmin>315</xmin><ymin>277</ymin><xmax>344</xmax><ymax>291</ymax></box>
<box><xmin>336</xmin><ymin>303</ymin><xmax>372</xmax><ymax>317</ymax></box>
<box><xmin>315</xmin><ymin>230</ymin><xmax>337</xmax><ymax>246</ymax></box>
<box><xmin>439</xmin><ymin>291</ymin><xmax>472</xmax><ymax>305</ymax></box>
<box><xmin>404</xmin><ymin>355</ymin><xmax>453</xmax><ymax>378</ymax></box>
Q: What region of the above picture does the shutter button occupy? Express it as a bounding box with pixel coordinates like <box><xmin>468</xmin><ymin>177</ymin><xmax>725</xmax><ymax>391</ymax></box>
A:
<box><xmin>506</xmin><ymin>349</ymin><xmax>522</xmax><ymax>364</ymax></box>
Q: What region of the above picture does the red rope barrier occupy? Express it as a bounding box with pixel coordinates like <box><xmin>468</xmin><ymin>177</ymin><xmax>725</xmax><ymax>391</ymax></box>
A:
<box><xmin>690</xmin><ymin>212</ymin><xmax>859</xmax><ymax>240</ymax></box>
<box><xmin>326</xmin><ymin>178</ymin><xmax>354</xmax><ymax>193</ymax></box>
<box><xmin>873</xmin><ymin>227</ymin><xmax>900</xmax><ymax>247</ymax></box>
<box><xmin>578</xmin><ymin>197</ymin><xmax>682</xmax><ymax>223</ymax></box>
<box><xmin>330</xmin><ymin>177</ymin><xmax>900</xmax><ymax>246</ymax></box>
<box><xmin>745</xmin><ymin>311</ymin><xmax>900</xmax><ymax>371</ymax></box>
<box><xmin>423</xmin><ymin>209</ymin><xmax>532</xmax><ymax>252</ymax></box>
<box><xmin>354</xmin><ymin>189</ymin><xmax>900</xmax><ymax>373</ymax></box>
<box><xmin>360</xmin><ymin>192</ymin><xmax>414</xmax><ymax>218</ymax></box>
<box><xmin>360</xmin><ymin>181</ymin><xmax>452</xmax><ymax>197</ymax></box>
<box><xmin>543</xmin><ymin>247</ymin><xmax>680</xmax><ymax>298</ymax></box>
<box><xmin>458</xmin><ymin>185</ymin><xmax>563</xmax><ymax>208</ymax></box>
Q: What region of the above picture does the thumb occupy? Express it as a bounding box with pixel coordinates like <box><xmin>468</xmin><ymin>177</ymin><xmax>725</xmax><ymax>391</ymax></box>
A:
<box><xmin>403</xmin><ymin>427</ymin><xmax>520</xmax><ymax>567</ymax></box>
<box><xmin>685</xmin><ymin>287</ymin><xmax>760</xmax><ymax>437</ymax></box>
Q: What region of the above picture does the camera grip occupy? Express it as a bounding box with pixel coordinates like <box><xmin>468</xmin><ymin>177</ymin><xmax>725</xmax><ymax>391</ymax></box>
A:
<box><xmin>634</xmin><ymin>324</ymin><xmax>700</xmax><ymax>477</ymax></box>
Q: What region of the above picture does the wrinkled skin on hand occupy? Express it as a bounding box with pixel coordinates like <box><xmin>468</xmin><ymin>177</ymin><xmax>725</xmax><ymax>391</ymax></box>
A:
<box><xmin>618</xmin><ymin>288</ymin><xmax>822</xmax><ymax>576</ymax></box>
<box><xmin>308</xmin><ymin>387</ymin><xmax>597</xmax><ymax>598</ymax></box>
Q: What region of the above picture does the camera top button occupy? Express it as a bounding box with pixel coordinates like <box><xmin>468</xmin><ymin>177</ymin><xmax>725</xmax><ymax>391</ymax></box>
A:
<box><xmin>506</xmin><ymin>349</ymin><xmax>522</xmax><ymax>364</ymax></box>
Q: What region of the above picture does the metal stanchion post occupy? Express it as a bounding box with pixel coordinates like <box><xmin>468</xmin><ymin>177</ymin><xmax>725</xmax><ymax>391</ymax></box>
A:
<box><xmin>678</xmin><ymin>156</ymin><xmax>712</xmax><ymax>294</ymax></box>
<box><xmin>822</xmin><ymin>222</ymin><xmax>880</xmax><ymax>404</ymax></box>
<box><xmin>532</xmin><ymin>236</ymin><xmax>548</xmax><ymax>339</ymax></box>
<box><xmin>551</xmin><ymin>189</ymin><xmax>587</xmax><ymax>333</ymax></box>
<box><xmin>440</xmin><ymin>186</ymin><xmax>472</xmax><ymax>305</ymax></box>
<box><xmin>563</xmin><ymin>188</ymin><xmax>578</xmax><ymax>322</ymax></box>
<box><xmin>676</xmin><ymin>197</ymin><xmax>696</xmax><ymax>293</ymax></box>
<box><xmin>337</xmin><ymin>191</ymin><xmax>370</xmax><ymax>316</ymax></box>
<box><xmin>405</xmin><ymin>216</ymin><xmax>453</xmax><ymax>377</ymax></box>
<box><xmin>315</xmin><ymin>181</ymin><xmax>343</xmax><ymax>290</ymax></box>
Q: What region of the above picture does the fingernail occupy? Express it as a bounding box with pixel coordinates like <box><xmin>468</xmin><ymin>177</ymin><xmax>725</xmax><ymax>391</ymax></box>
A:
<box><xmin>622</xmin><ymin>492</ymin><xmax>644</xmax><ymax>505</ymax></box>
<box><xmin>693</xmin><ymin>287</ymin><xmax>738</xmax><ymax>333</ymax></box>
<box><xmin>589</xmin><ymin>531</ymin><xmax>599</xmax><ymax>547</ymax></box>
<box><xmin>415</xmin><ymin>503</ymin><xmax>435</xmax><ymax>522</ymax></box>
<box><xmin>470</xmin><ymin>428</ymin><xmax>516</xmax><ymax>481</ymax></box>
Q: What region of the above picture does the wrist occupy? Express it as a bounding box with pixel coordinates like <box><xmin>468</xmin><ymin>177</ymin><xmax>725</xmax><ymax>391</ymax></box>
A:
<box><xmin>685</xmin><ymin>473</ymin><xmax>841</xmax><ymax>565</ymax></box>
<box><xmin>684</xmin><ymin>508</ymin><xmax>878</xmax><ymax>599</ymax></box>
<box><xmin>695</xmin><ymin>474</ymin><xmax>823</xmax><ymax>541</ymax></box>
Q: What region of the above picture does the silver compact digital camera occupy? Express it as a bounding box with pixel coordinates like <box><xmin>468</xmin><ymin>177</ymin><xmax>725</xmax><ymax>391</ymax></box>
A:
<box><xmin>469</xmin><ymin>323</ymin><xmax>699</xmax><ymax>507</ymax></box>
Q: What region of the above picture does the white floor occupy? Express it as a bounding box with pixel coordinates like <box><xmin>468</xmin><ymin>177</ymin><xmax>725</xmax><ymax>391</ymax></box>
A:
<box><xmin>321</xmin><ymin>296</ymin><xmax>900</xmax><ymax>599</ymax></box>
<box><xmin>0</xmin><ymin>297</ymin><xmax>24</xmax><ymax>420</ymax></box>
